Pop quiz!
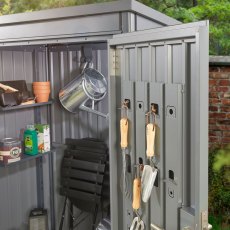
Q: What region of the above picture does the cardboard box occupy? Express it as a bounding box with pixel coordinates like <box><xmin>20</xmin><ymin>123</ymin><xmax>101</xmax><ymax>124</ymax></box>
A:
<box><xmin>35</xmin><ymin>124</ymin><xmax>50</xmax><ymax>153</ymax></box>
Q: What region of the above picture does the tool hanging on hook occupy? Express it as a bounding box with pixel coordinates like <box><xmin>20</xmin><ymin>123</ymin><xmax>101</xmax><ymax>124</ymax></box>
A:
<box><xmin>120</xmin><ymin>99</ymin><xmax>132</xmax><ymax>199</ymax></box>
<box><xmin>120</xmin><ymin>100</ymin><xmax>129</xmax><ymax>148</ymax></box>
<box><xmin>146</xmin><ymin>104</ymin><xmax>156</xmax><ymax>158</ymax></box>
<box><xmin>130</xmin><ymin>165</ymin><xmax>145</xmax><ymax>230</ymax></box>
<box><xmin>142</xmin><ymin>105</ymin><xmax>158</xmax><ymax>203</ymax></box>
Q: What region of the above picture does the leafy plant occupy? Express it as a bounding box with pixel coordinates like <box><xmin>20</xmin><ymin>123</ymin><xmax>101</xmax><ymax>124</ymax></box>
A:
<box><xmin>209</xmin><ymin>147</ymin><xmax>230</xmax><ymax>228</ymax></box>
<box><xmin>138</xmin><ymin>0</ymin><xmax>230</xmax><ymax>55</ymax></box>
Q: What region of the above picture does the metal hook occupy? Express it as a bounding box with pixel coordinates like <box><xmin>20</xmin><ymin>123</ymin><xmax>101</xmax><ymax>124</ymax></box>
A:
<box><xmin>151</xmin><ymin>104</ymin><xmax>156</xmax><ymax>130</ymax></box>
<box><xmin>145</xmin><ymin>111</ymin><xmax>151</xmax><ymax>125</ymax></box>
<box><xmin>121</xmin><ymin>100</ymin><xmax>129</xmax><ymax>119</ymax></box>
<box><xmin>145</xmin><ymin>107</ymin><xmax>156</xmax><ymax>130</ymax></box>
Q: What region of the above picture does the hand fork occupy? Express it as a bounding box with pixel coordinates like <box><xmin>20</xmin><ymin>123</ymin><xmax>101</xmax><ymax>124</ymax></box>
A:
<box><xmin>130</xmin><ymin>217</ymin><xmax>144</xmax><ymax>230</ymax></box>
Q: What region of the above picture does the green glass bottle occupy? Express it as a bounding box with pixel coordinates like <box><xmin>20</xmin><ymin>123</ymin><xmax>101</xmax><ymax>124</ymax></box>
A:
<box><xmin>24</xmin><ymin>124</ymin><xmax>38</xmax><ymax>155</ymax></box>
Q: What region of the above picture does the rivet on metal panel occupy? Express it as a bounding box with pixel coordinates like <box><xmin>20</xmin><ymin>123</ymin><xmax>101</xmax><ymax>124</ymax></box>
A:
<box><xmin>168</xmin><ymin>187</ymin><xmax>174</xmax><ymax>198</ymax></box>
<box><xmin>137</xmin><ymin>101</ymin><xmax>144</xmax><ymax>111</ymax></box>
<box><xmin>166</xmin><ymin>106</ymin><xmax>176</xmax><ymax>118</ymax></box>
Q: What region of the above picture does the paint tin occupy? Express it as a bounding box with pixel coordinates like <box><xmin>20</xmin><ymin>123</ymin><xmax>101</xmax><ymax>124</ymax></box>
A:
<box><xmin>0</xmin><ymin>138</ymin><xmax>22</xmax><ymax>164</ymax></box>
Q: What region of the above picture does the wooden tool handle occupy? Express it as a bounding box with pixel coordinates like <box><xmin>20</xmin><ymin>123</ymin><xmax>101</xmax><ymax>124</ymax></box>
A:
<box><xmin>132</xmin><ymin>178</ymin><xmax>141</xmax><ymax>210</ymax></box>
<box><xmin>0</xmin><ymin>83</ymin><xmax>18</xmax><ymax>92</ymax></box>
<box><xmin>120</xmin><ymin>118</ymin><xmax>128</xmax><ymax>149</ymax></box>
<box><xmin>146</xmin><ymin>123</ymin><xmax>156</xmax><ymax>158</ymax></box>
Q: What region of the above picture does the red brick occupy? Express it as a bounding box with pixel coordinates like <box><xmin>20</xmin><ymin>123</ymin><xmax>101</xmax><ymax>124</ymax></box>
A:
<box><xmin>210</xmin><ymin>123</ymin><xmax>230</xmax><ymax>131</ymax></box>
<box><xmin>222</xmin><ymin>137</ymin><xmax>230</xmax><ymax>143</ymax></box>
<box><xmin>210</xmin><ymin>66</ymin><xmax>230</xmax><ymax>72</ymax></box>
<box><xmin>222</xmin><ymin>99</ymin><xmax>230</xmax><ymax>106</ymax></box>
<box><xmin>219</xmin><ymin>79</ymin><xmax>230</xmax><ymax>86</ymax></box>
<box><xmin>220</xmin><ymin>87</ymin><xmax>230</xmax><ymax>92</ymax></box>
<box><xmin>223</xmin><ymin>131</ymin><xmax>230</xmax><ymax>137</ymax></box>
<box><xmin>209</xmin><ymin>136</ymin><xmax>220</xmax><ymax>142</ymax></box>
<box><xmin>209</xmin><ymin>98</ymin><xmax>221</xmax><ymax>104</ymax></box>
<box><xmin>209</xmin><ymin>67</ymin><xmax>221</xmax><ymax>72</ymax></box>
<box><xmin>220</xmin><ymin>67</ymin><xmax>230</xmax><ymax>72</ymax></box>
<box><xmin>221</xmin><ymin>106</ymin><xmax>230</xmax><ymax>112</ymax></box>
<box><xmin>209</xmin><ymin>118</ymin><xmax>217</xmax><ymax>125</ymax></box>
<box><xmin>218</xmin><ymin>120</ymin><xmax>230</xmax><ymax>125</ymax></box>
<box><xmin>209</xmin><ymin>106</ymin><xmax>218</xmax><ymax>112</ymax></box>
<box><xmin>209</xmin><ymin>113</ymin><xmax>226</xmax><ymax>119</ymax></box>
<box><xmin>209</xmin><ymin>125</ymin><xmax>220</xmax><ymax>130</ymax></box>
<box><xmin>217</xmin><ymin>125</ymin><xmax>230</xmax><ymax>131</ymax></box>
<box><xmin>209</xmin><ymin>92</ymin><xmax>219</xmax><ymax>98</ymax></box>
<box><xmin>211</xmin><ymin>72</ymin><xmax>230</xmax><ymax>79</ymax></box>
<box><xmin>209</xmin><ymin>130</ymin><xmax>222</xmax><ymax>136</ymax></box>
<box><xmin>209</xmin><ymin>79</ymin><xmax>219</xmax><ymax>86</ymax></box>
<box><xmin>209</xmin><ymin>86</ymin><xmax>229</xmax><ymax>93</ymax></box>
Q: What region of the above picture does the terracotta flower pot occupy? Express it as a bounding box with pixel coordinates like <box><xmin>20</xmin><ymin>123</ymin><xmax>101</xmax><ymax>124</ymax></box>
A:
<box><xmin>32</xmin><ymin>82</ymin><xmax>51</xmax><ymax>103</ymax></box>
<box><xmin>35</xmin><ymin>93</ymin><xmax>50</xmax><ymax>103</ymax></box>
<box><xmin>33</xmin><ymin>85</ymin><xmax>50</xmax><ymax>91</ymax></box>
<box><xmin>33</xmin><ymin>81</ymin><xmax>50</xmax><ymax>86</ymax></box>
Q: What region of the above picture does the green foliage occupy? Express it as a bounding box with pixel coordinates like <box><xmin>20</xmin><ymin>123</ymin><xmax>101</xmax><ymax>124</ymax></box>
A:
<box><xmin>139</xmin><ymin>0</ymin><xmax>230</xmax><ymax>55</ymax></box>
<box><xmin>209</xmin><ymin>148</ymin><xmax>230</xmax><ymax>225</ymax></box>
<box><xmin>213</xmin><ymin>145</ymin><xmax>230</xmax><ymax>172</ymax></box>
<box><xmin>0</xmin><ymin>0</ymin><xmax>113</xmax><ymax>15</ymax></box>
<box><xmin>209</xmin><ymin>214</ymin><xmax>229</xmax><ymax>230</ymax></box>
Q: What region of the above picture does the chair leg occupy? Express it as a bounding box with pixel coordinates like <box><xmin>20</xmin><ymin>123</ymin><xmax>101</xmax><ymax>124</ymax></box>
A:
<box><xmin>59</xmin><ymin>196</ymin><xmax>67</xmax><ymax>230</ymax></box>
<box><xmin>92</xmin><ymin>205</ymin><xmax>98</xmax><ymax>230</ymax></box>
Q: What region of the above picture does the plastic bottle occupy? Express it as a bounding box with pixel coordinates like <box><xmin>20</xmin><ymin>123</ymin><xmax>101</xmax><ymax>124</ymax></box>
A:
<box><xmin>24</xmin><ymin>124</ymin><xmax>38</xmax><ymax>155</ymax></box>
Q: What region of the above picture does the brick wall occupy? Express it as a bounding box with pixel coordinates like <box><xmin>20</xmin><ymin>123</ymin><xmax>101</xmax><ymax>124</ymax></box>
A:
<box><xmin>209</xmin><ymin>66</ymin><xmax>230</xmax><ymax>149</ymax></box>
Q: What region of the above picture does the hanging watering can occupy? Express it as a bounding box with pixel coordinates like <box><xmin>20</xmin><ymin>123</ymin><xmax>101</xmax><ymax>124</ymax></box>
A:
<box><xmin>59</xmin><ymin>66</ymin><xmax>108</xmax><ymax>118</ymax></box>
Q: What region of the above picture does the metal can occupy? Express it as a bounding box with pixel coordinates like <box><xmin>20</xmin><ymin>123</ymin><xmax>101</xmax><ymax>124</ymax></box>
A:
<box><xmin>0</xmin><ymin>138</ymin><xmax>22</xmax><ymax>164</ymax></box>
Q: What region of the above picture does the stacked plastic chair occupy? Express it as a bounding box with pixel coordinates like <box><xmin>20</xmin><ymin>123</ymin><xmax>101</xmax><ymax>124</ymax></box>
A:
<box><xmin>59</xmin><ymin>138</ymin><xmax>109</xmax><ymax>230</ymax></box>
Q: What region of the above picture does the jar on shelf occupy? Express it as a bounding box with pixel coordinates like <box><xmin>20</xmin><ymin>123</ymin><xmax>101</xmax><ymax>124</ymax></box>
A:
<box><xmin>0</xmin><ymin>138</ymin><xmax>22</xmax><ymax>164</ymax></box>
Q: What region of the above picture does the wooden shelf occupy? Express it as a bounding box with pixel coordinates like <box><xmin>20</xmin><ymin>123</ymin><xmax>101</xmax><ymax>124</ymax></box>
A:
<box><xmin>0</xmin><ymin>100</ymin><xmax>54</xmax><ymax>112</ymax></box>
<box><xmin>0</xmin><ymin>151</ymin><xmax>52</xmax><ymax>167</ymax></box>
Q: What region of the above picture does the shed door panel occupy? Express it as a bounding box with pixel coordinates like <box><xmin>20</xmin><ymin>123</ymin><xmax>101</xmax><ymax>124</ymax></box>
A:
<box><xmin>108</xmin><ymin>21</ymin><xmax>209</xmax><ymax>230</ymax></box>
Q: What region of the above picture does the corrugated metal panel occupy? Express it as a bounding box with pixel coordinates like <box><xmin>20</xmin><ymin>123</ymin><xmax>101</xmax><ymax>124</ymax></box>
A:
<box><xmin>111</xmin><ymin>40</ymin><xmax>197</xmax><ymax>227</ymax></box>
<box><xmin>50</xmin><ymin>43</ymin><xmax>109</xmax><ymax>145</ymax></box>
<box><xmin>0</xmin><ymin>48</ymin><xmax>51</xmax><ymax>230</ymax></box>
<box><xmin>49</xmin><ymin>43</ymin><xmax>109</xmax><ymax>229</ymax></box>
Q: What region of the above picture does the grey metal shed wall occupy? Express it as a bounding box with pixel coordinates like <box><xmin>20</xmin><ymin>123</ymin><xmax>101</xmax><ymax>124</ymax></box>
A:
<box><xmin>0</xmin><ymin>1</ymin><xmax>181</xmax><ymax>230</ymax></box>
<box><xmin>49</xmin><ymin>43</ymin><xmax>109</xmax><ymax>229</ymax></box>
<box><xmin>0</xmin><ymin>43</ymin><xmax>109</xmax><ymax>229</ymax></box>
<box><xmin>108</xmin><ymin>21</ymin><xmax>208</xmax><ymax>230</ymax></box>
<box><xmin>49</xmin><ymin>43</ymin><xmax>109</xmax><ymax>144</ymax></box>
<box><xmin>0</xmin><ymin>47</ymin><xmax>52</xmax><ymax>230</ymax></box>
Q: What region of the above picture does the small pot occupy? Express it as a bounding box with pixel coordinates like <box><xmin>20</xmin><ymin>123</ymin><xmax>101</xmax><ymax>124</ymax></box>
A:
<box><xmin>33</xmin><ymin>81</ymin><xmax>50</xmax><ymax>86</ymax></box>
<box><xmin>33</xmin><ymin>85</ymin><xmax>50</xmax><ymax>91</ymax></box>
<box><xmin>35</xmin><ymin>93</ymin><xmax>50</xmax><ymax>103</ymax></box>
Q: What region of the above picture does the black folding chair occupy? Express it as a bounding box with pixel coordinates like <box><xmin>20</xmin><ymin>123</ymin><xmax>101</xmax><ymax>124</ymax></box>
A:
<box><xmin>59</xmin><ymin>138</ymin><xmax>109</xmax><ymax>230</ymax></box>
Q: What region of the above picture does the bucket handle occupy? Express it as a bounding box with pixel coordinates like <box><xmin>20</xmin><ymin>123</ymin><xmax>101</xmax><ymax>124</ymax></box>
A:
<box><xmin>79</xmin><ymin>98</ymin><xmax>109</xmax><ymax>119</ymax></box>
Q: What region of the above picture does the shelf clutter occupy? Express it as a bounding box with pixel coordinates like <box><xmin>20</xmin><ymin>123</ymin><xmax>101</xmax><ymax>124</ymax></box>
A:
<box><xmin>0</xmin><ymin>80</ymin><xmax>52</xmax><ymax>111</ymax></box>
<box><xmin>0</xmin><ymin>100</ymin><xmax>53</xmax><ymax>111</ymax></box>
<box><xmin>0</xmin><ymin>80</ymin><xmax>53</xmax><ymax>167</ymax></box>
<box><xmin>0</xmin><ymin>123</ymin><xmax>51</xmax><ymax>166</ymax></box>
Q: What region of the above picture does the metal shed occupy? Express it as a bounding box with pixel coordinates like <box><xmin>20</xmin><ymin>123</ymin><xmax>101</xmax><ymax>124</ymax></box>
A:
<box><xmin>0</xmin><ymin>1</ymin><xmax>209</xmax><ymax>230</ymax></box>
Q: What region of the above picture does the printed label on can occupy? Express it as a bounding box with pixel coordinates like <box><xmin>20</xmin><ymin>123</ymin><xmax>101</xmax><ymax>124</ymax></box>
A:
<box><xmin>10</xmin><ymin>147</ymin><xmax>21</xmax><ymax>158</ymax></box>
